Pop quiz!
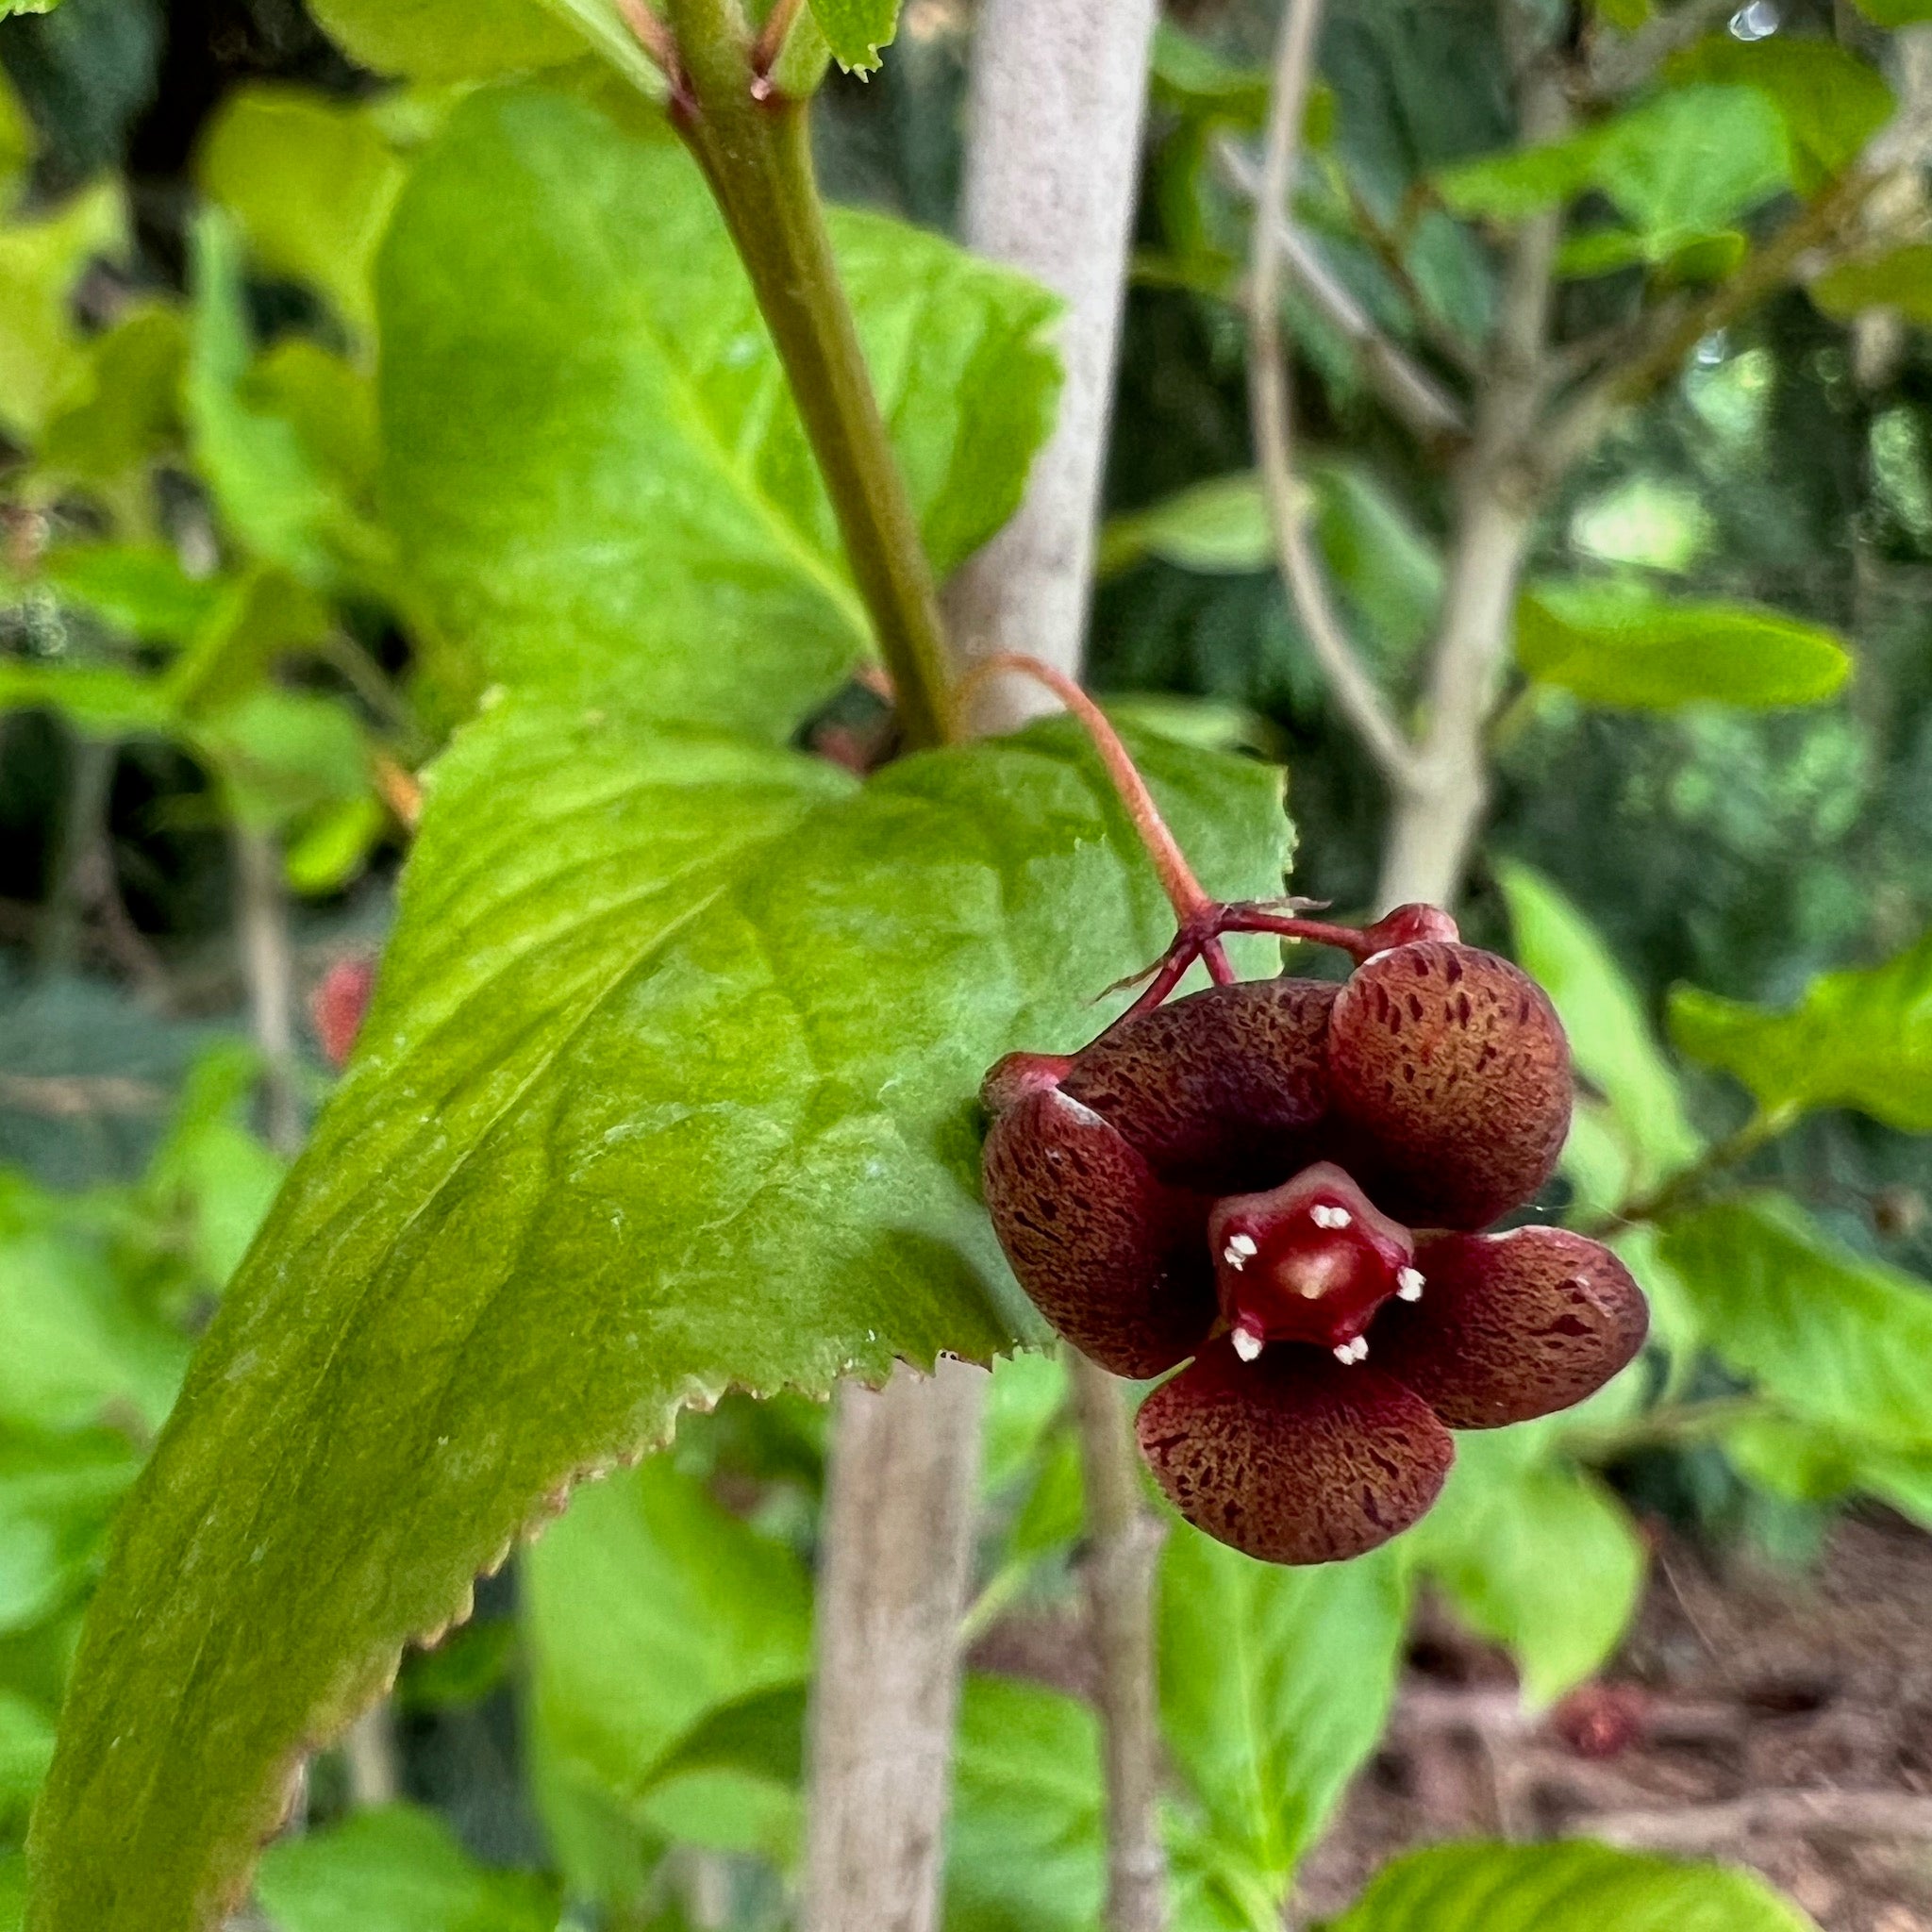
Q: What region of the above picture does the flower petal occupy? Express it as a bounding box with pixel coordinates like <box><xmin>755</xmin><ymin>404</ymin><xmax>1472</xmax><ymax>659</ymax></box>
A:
<box><xmin>982</xmin><ymin>1087</ymin><xmax>1215</xmax><ymax>1377</ymax></box>
<box><xmin>1136</xmin><ymin>1338</ymin><xmax>1454</xmax><ymax>1565</ymax></box>
<box><xmin>1373</xmin><ymin>1226</ymin><xmax>1649</xmax><ymax>1429</ymax></box>
<box><xmin>1061</xmin><ymin>977</ymin><xmax>1338</xmax><ymax>1191</ymax></box>
<box><xmin>1326</xmin><ymin>942</ymin><xmax>1572</xmax><ymax>1228</ymax></box>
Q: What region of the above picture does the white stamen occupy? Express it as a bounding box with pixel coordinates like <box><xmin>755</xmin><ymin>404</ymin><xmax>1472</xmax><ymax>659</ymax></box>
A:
<box><xmin>1397</xmin><ymin>1267</ymin><xmax>1424</xmax><ymax>1302</ymax></box>
<box><xmin>1232</xmin><ymin>1327</ymin><xmax>1264</xmax><ymax>1362</ymax></box>
<box><xmin>1351</xmin><ymin>1336</ymin><xmax>1371</xmax><ymax>1361</ymax></box>
<box><xmin>1222</xmin><ymin>1243</ymin><xmax>1247</xmax><ymax>1271</ymax></box>
<box><xmin>1227</xmin><ymin>1232</ymin><xmax>1258</xmax><ymax>1257</ymax></box>
<box><xmin>1333</xmin><ymin>1342</ymin><xmax>1357</xmax><ymax>1365</ymax></box>
<box><xmin>1309</xmin><ymin>1205</ymin><xmax>1353</xmax><ymax>1230</ymax></box>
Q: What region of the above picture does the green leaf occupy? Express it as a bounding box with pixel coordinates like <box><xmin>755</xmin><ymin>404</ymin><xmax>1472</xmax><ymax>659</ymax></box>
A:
<box><xmin>40</xmin><ymin>544</ymin><xmax>221</xmax><ymax>644</ymax></box>
<box><xmin>808</xmin><ymin>0</ymin><xmax>899</xmax><ymax>72</ymax></box>
<box><xmin>1322</xmin><ymin>1840</ymin><xmax>1818</xmax><ymax>1932</ymax></box>
<box><xmin>254</xmin><ymin>1806</ymin><xmax>559</xmax><ymax>1932</ymax></box>
<box><xmin>1811</xmin><ymin>243</ymin><xmax>1932</xmax><ymax>325</ymax></box>
<box><xmin>377</xmin><ymin>85</ymin><xmax>1061</xmax><ymax>733</ymax></box>
<box><xmin>1497</xmin><ymin>863</ymin><xmax>1701</xmax><ymax>1201</ymax></box>
<box><xmin>35</xmin><ymin>300</ymin><xmax>187</xmax><ymax>491</ymax></box>
<box><xmin>947</xmin><ymin>1674</ymin><xmax>1103</xmax><ymax>1932</ymax></box>
<box><xmin>1724</xmin><ymin>1413</ymin><xmax>1932</xmax><ymax>1528</ymax></box>
<box><xmin>1850</xmin><ymin>0</ymin><xmax>1932</xmax><ymax>30</ymax></box>
<box><xmin>0</xmin><ymin>0</ymin><xmax>62</xmax><ymax>16</ymax></box>
<box><xmin>1659</xmin><ymin>1194</ymin><xmax>1932</xmax><ymax>1452</ymax></box>
<box><xmin>306</xmin><ymin>0</ymin><xmax>584</xmax><ymax>81</ymax></box>
<box><xmin>1517</xmin><ymin>581</ymin><xmax>1851</xmax><ymax>709</ymax></box>
<box><xmin>525</xmin><ymin>1459</ymin><xmax>810</xmax><ymax>1850</ymax></box>
<box><xmin>1100</xmin><ymin>475</ymin><xmax>1274</xmax><ymax>576</ymax></box>
<box><xmin>192</xmin><ymin>690</ymin><xmax>371</xmax><ymax>835</ymax></box>
<box><xmin>1441</xmin><ymin>86</ymin><xmax>1789</xmax><ymax>245</ymax></box>
<box><xmin>1668</xmin><ymin>928</ymin><xmax>1932</xmax><ymax>1131</ymax></box>
<box><xmin>0</xmin><ymin>182</ymin><xmax>126</xmax><ymax>448</ymax></box>
<box><xmin>1664</xmin><ymin>36</ymin><xmax>1892</xmax><ymax>197</ymax></box>
<box><xmin>1409</xmin><ymin>1435</ymin><xmax>1646</xmax><ymax>1705</ymax></box>
<box><xmin>197</xmin><ymin>87</ymin><xmax>406</xmax><ymax>341</ymax></box>
<box><xmin>1150</xmin><ymin>22</ymin><xmax>1271</xmax><ymax>129</ymax></box>
<box><xmin>27</xmin><ymin>707</ymin><xmax>1290</xmax><ymax>1927</ymax></box>
<box><xmin>0</xmin><ymin>1692</ymin><xmax>56</xmax><ymax>1837</ymax></box>
<box><xmin>0</xmin><ymin>1429</ymin><xmax>142</xmax><ymax>1636</ymax></box>
<box><xmin>186</xmin><ymin>210</ymin><xmax>345</xmax><ymax>586</ymax></box>
<box><xmin>1159</xmin><ymin>1524</ymin><xmax>1409</xmax><ymax>1886</ymax></box>
<box><xmin>0</xmin><ymin>664</ymin><xmax>175</xmax><ymax>739</ymax></box>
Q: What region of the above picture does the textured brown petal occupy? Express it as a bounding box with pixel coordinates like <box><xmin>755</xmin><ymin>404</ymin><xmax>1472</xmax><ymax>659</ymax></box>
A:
<box><xmin>1326</xmin><ymin>942</ymin><xmax>1572</xmax><ymax>1228</ymax></box>
<box><xmin>1373</xmin><ymin>1226</ymin><xmax>1650</xmax><ymax>1429</ymax></box>
<box><xmin>1061</xmin><ymin>977</ymin><xmax>1339</xmax><ymax>1191</ymax></box>
<box><xmin>1135</xmin><ymin>1339</ymin><xmax>1454</xmax><ymax>1565</ymax></box>
<box><xmin>982</xmin><ymin>1088</ymin><xmax>1215</xmax><ymax>1378</ymax></box>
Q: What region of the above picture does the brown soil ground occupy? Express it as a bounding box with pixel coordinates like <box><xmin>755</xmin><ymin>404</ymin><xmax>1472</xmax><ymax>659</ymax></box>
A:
<box><xmin>1295</xmin><ymin>1509</ymin><xmax>1932</xmax><ymax>1930</ymax></box>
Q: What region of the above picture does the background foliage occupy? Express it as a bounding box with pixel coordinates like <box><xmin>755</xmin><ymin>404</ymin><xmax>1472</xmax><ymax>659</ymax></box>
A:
<box><xmin>1</xmin><ymin>0</ymin><xmax>1929</xmax><ymax>1925</ymax></box>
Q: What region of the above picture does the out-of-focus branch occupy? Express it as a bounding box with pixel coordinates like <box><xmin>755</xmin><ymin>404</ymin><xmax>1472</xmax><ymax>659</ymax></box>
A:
<box><xmin>1583</xmin><ymin>0</ymin><xmax>1735</xmax><ymax>98</ymax></box>
<box><xmin>1374</xmin><ymin>18</ymin><xmax>1568</xmax><ymax>910</ymax></box>
<box><xmin>1070</xmin><ymin>1356</ymin><xmax>1169</xmax><ymax>1932</ymax></box>
<box><xmin>231</xmin><ymin>824</ymin><xmax>301</xmax><ymax>1160</ymax></box>
<box><xmin>1246</xmin><ymin>0</ymin><xmax>1415</xmax><ymax>791</ymax></box>
<box><xmin>1212</xmin><ymin>137</ymin><xmax>1468</xmax><ymax>445</ymax></box>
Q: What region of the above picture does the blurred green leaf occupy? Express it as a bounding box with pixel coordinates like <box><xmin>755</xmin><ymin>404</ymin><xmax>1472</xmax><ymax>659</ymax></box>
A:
<box><xmin>0</xmin><ymin>0</ymin><xmax>64</xmax><ymax>16</ymax></box>
<box><xmin>1321</xmin><ymin>1840</ymin><xmax>1818</xmax><ymax>1931</ymax></box>
<box><xmin>0</xmin><ymin>1175</ymin><xmax>188</xmax><ymax>1434</ymax></box>
<box><xmin>1724</xmin><ymin>1413</ymin><xmax>1932</xmax><ymax>1529</ymax></box>
<box><xmin>0</xmin><ymin>664</ymin><xmax>174</xmax><ymax>738</ymax></box>
<box><xmin>161</xmin><ymin>566</ymin><xmax>334</xmax><ymax>717</ymax></box>
<box><xmin>947</xmin><ymin>1674</ymin><xmax>1103</xmax><ymax>1932</ymax></box>
<box><xmin>1849</xmin><ymin>0</ymin><xmax>1932</xmax><ymax>29</ymax></box>
<box><xmin>306</xmin><ymin>0</ymin><xmax>583</xmax><ymax>81</ymax></box>
<box><xmin>243</xmin><ymin>340</ymin><xmax>379</xmax><ymax>504</ymax></box>
<box><xmin>27</xmin><ymin>707</ymin><xmax>1290</xmax><ymax>1925</ymax></box>
<box><xmin>283</xmin><ymin>793</ymin><xmax>386</xmax><ymax>897</ymax></box>
<box><xmin>1660</xmin><ymin>1194</ymin><xmax>1932</xmax><ymax>1452</ymax></box>
<box><xmin>193</xmin><ymin>689</ymin><xmax>371</xmax><ymax>834</ymax></box>
<box><xmin>1499</xmin><ymin>863</ymin><xmax>1702</xmax><ymax>1201</ymax></box>
<box><xmin>1811</xmin><ymin>243</ymin><xmax>1932</xmax><ymax>325</ymax></box>
<box><xmin>1409</xmin><ymin>1433</ymin><xmax>1645</xmax><ymax>1705</ymax></box>
<box><xmin>525</xmin><ymin>1458</ymin><xmax>810</xmax><ymax>1849</ymax></box>
<box><xmin>1150</xmin><ymin>22</ymin><xmax>1271</xmax><ymax>128</ymax></box>
<box><xmin>1441</xmin><ymin>85</ymin><xmax>1789</xmax><ymax>247</ymax></box>
<box><xmin>0</xmin><ymin>1429</ymin><xmax>141</xmax><ymax>1636</ymax></box>
<box><xmin>1160</xmin><ymin>1524</ymin><xmax>1409</xmax><ymax>1886</ymax></box>
<box><xmin>254</xmin><ymin>1805</ymin><xmax>559</xmax><ymax>1932</ymax></box>
<box><xmin>1669</xmin><ymin>928</ymin><xmax>1932</xmax><ymax>1131</ymax></box>
<box><xmin>1517</xmin><ymin>581</ymin><xmax>1851</xmax><ymax>709</ymax></box>
<box><xmin>0</xmin><ymin>70</ymin><xmax>33</xmax><ymax>199</ymax></box>
<box><xmin>809</xmin><ymin>0</ymin><xmax>898</xmax><ymax>73</ymax></box>
<box><xmin>0</xmin><ymin>1691</ymin><xmax>55</xmax><ymax>1837</ymax></box>
<box><xmin>1101</xmin><ymin>475</ymin><xmax>1273</xmax><ymax>576</ymax></box>
<box><xmin>980</xmin><ymin>1351</ymin><xmax>1068</xmax><ymax>1496</ymax></box>
<box><xmin>0</xmin><ymin>181</ymin><xmax>125</xmax><ymax>448</ymax></box>
<box><xmin>377</xmin><ymin>85</ymin><xmax>1062</xmax><ymax>733</ymax></box>
<box><xmin>40</xmin><ymin>543</ymin><xmax>220</xmax><ymax>644</ymax></box>
<box><xmin>1664</xmin><ymin>37</ymin><xmax>1891</xmax><ymax>197</ymax></box>
<box><xmin>198</xmin><ymin>88</ymin><xmax>405</xmax><ymax>342</ymax></box>
<box><xmin>35</xmin><ymin>300</ymin><xmax>186</xmax><ymax>492</ymax></box>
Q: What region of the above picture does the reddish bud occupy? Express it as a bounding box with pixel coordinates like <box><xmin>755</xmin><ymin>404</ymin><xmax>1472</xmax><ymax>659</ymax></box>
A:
<box><xmin>1360</xmin><ymin>902</ymin><xmax>1460</xmax><ymax>953</ymax></box>
<box><xmin>1208</xmin><ymin>1162</ymin><xmax>1414</xmax><ymax>1359</ymax></box>
<box><xmin>1138</xmin><ymin>1339</ymin><xmax>1454</xmax><ymax>1565</ymax></box>
<box><xmin>981</xmin><ymin>1051</ymin><xmax>1073</xmax><ymax>1117</ymax></box>
<box><xmin>1326</xmin><ymin>942</ymin><xmax>1571</xmax><ymax>1229</ymax></box>
<box><xmin>1061</xmin><ymin>977</ymin><xmax>1338</xmax><ymax>1191</ymax></box>
<box><xmin>981</xmin><ymin>1087</ymin><xmax>1215</xmax><ymax>1378</ymax></box>
<box><xmin>1552</xmin><ymin>1682</ymin><xmax>1649</xmax><ymax>1759</ymax></box>
<box><xmin>1372</xmin><ymin>1225</ymin><xmax>1649</xmax><ymax>1428</ymax></box>
<box><xmin>310</xmin><ymin>957</ymin><xmax>376</xmax><ymax>1070</ymax></box>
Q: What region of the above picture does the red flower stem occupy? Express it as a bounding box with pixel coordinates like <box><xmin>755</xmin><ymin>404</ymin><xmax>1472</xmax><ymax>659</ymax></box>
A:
<box><xmin>958</xmin><ymin>653</ymin><xmax>1214</xmax><ymax>926</ymax></box>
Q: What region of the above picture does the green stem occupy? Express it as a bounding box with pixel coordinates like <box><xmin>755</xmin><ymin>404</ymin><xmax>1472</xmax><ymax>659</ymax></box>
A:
<box><xmin>661</xmin><ymin>0</ymin><xmax>958</xmax><ymax>747</ymax></box>
<box><xmin>1587</xmin><ymin>1103</ymin><xmax>1800</xmax><ymax>1236</ymax></box>
<box><xmin>1568</xmin><ymin>1393</ymin><xmax>1773</xmax><ymax>1464</ymax></box>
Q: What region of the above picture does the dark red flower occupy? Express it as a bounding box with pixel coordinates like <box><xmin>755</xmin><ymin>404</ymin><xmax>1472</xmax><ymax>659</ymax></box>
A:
<box><xmin>981</xmin><ymin>925</ymin><xmax>1647</xmax><ymax>1568</ymax></box>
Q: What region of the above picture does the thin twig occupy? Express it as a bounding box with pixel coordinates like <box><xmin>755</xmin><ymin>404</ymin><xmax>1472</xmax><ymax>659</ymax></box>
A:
<box><xmin>1246</xmin><ymin>0</ymin><xmax>1415</xmax><ymax>789</ymax></box>
<box><xmin>1591</xmin><ymin>1790</ymin><xmax>1932</xmax><ymax>1852</ymax></box>
<box><xmin>1070</xmin><ymin>1355</ymin><xmax>1170</xmax><ymax>1932</ymax></box>
<box><xmin>1211</xmin><ymin>137</ymin><xmax>1469</xmax><ymax>443</ymax></box>
<box><xmin>0</xmin><ymin>1073</ymin><xmax>165</xmax><ymax>1117</ymax></box>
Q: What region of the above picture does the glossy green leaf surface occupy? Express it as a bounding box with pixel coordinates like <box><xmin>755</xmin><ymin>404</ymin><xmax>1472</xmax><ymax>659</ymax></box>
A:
<box><xmin>378</xmin><ymin>85</ymin><xmax>1061</xmax><ymax>734</ymax></box>
<box><xmin>1322</xmin><ymin>1840</ymin><xmax>1817</xmax><ymax>1932</ymax></box>
<box><xmin>1669</xmin><ymin>928</ymin><xmax>1932</xmax><ymax>1131</ymax></box>
<box><xmin>1158</xmin><ymin>1524</ymin><xmax>1408</xmax><ymax>1887</ymax></box>
<box><xmin>25</xmin><ymin>705</ymin><xmax>1290</xmax><ymax>1930</ymax></box>
<box><xmin>809</xmin><ymin>0</ymin><xmax>899</xmax><ymax>72</ymax></box>
<box><xmin>254</xmin><ymin>1806</ymin><xmax>559</xmax><ymax>1932</ymax></box>
<box><xmin>1660</xmin><ymin>1195</ymin><xmax>1932</xmax><ymax>1452</ymax></box>
<box><xmin>1516</xmin><ymin>581</ymin><xmax>1851</xmax><ymax>709</ymax></box>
